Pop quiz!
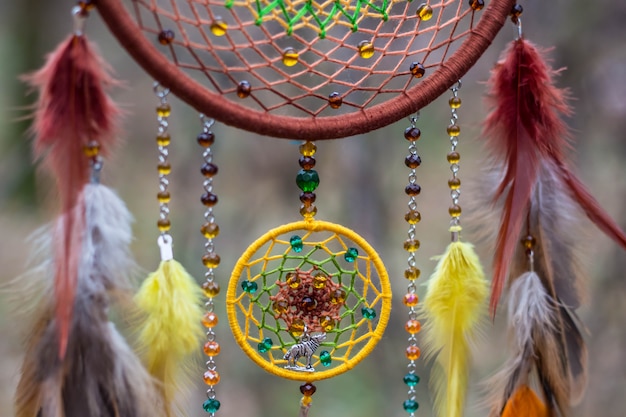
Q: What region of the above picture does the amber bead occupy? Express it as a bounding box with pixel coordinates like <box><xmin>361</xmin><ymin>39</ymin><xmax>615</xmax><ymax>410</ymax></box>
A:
<box><xmin>299</xmin><ymin>156</ymin><xmax>316</xmax><ymax>170</ymax></box>
<box><xmin>510</xmin><ymin>3</ymin><xmax>523</xmax><ymax>19</ymax></box>
<box><xmin>290</xmin><ymin>319</ymin><xmax>305</xmax><ymax>337</ymax></box>
<box><xmin>405</xmin><ymin>183</ymin><xmax>421</xmax><ymax>196</ymax></box>
<box><xmin>320</xmin><ymin>316</ymin><xmax>335</xmax><ymax>331</ymax></box>
<box><xmin>273</xmin><ymin>299</ymin><xmax>289</xmax><ymax>314</ymax></box>
<box><xmin>405</xmin><ymin>154</ymin><xmax>422</xmax><ymax>168</ymax></box>
<box><xmin>300</xmin><ymin>204</ymin><xmax>318</xmax><ymax>218</ymax></box>
<box><xmin>210</xmin><ymin>20</ymin><xmax>228</xmax><ymax>36</ymax></box>
<box><xmin>77</xmin><ymin>1</ymin><xmax>95</xmax><ymax>12</ymax></box>
<box><xmin>201</xmin><ymin>163</ymin><xmax>219</xmax><ymax>177</ymax></box>
<box><xmin>300</xmin><ymin>382</ymin><xmax>316</xmax><ymax>396</ymax></box>
<box><xmin>299</xmin><ymin>141</ymin><xmax>317</xmax><ymax>157</ymax></box>
<box><xmin>300</xmin><ymin>296</ymin><xmax>317</xmax><ymax>311</ymax></box>
<box><xmin>403</xmin><ymin>293</ymin><xmax>419</xmax><ymax>307</ymax></box>
<box><xmin>404</xmin><ymin>126</ymin><xmax>421</xmax><ymax>141</ymax></box>
<box><xmin>328</xmin><ymin>92</ymin><xmax>343</xmax><ymax>109</ymax></box>
<box><xmin>157</xmin><ymin>163</ymin><xmax>171</xmax><ymax>175</ymax></box>
<box><xmin>282</xmin><ymin>47</ymin><xmax>299</xmax><ymax>66</ymax></box>
<box><xmin>201</xmin><ymin>222</ymin><xmax>220</xmax><ymax>238</ymax></box>
<box><xmin>157</xmin><ymin>30</ymin><xmax>175</xmax><ymax>45</ymax></box>
<box><xmin>301</xmin><ymin>395</ymin><xmax>313</xmax><ymax>406</ymax></box>
<box><xmin>447</xmin><ymin>151</ymin><xmax>460</xmax><ymax>164</ymax></box>
<box><xmin>331</xmin><ymin>289</ymin><xmax>347</xmax><ymax>304</ymax></box>
<box><xmin>201</xmin><ymin>192</ymin><xmax>218</xmax><ymax>207</ymax></box>
<box><xmin>410</xmin><ymin>62</ymin><xmax>426</xmax><ymax>78</ymax></box>
<box><xmin>358</xmin><ymin>40</ymin><xmax>375</xmax><ymax>59</ymax></box>
<box><xmin>469</xmin><ymin>0</ymin><xmax>484</xmax><ymax>10</ymax></box>
<box><xmin>156</xmin><ymin>103</ymin><xmax>171</xmax><ymax>118</ymax></box>
<box><xmin>202</xmin><ymin>281</ymin><xmax>220</xmax><ymax>297</ymax></box>
<box><xmin>202</xmin><ymin>312</ymin><xmax>218</xmax><ymax>327</ymax></box>
<box><xmin>300</xmin><ymin>192</ymin><xmax>316</xmax><ymax>206</ymax></box>
<box><xmin>405</xmin><ymin>210</ymin><xmax>421</xmax><ymax>224</ymax></box>
<box><xmin>287</xmin><ymin>272</ymin><xmax>301</xmax><ymax>289</ymax></box>
<box><xmin>416</xmin><ymin>3</ymin><xmax>433</xmax><ymax>20</ymax></box>
<box><xmin>449</xmin><ymin>204</ymin><xmax>462</xmax><ymax>217</ymax></box>
<box><xmin>447</xmin><ymin>124</ymin><xmax>461</xmax><ymax>137</ymax></box>
<box><xmin>83</xmin><ymin>141</ymin><xmax>100</xmax><ymax>158</ymax></box>
<box><xmin>197</xmin><ymin>132</ymin><xmax>215</xmax><ymax>147</ymax></box>
<box><xmin>406</xmin><ymin>345</ymin><xmax>421</xmax><ymax>360</ymax></box>
<box><xmin>405</xmin><ymin>320</ymin><xmax>422</xmax><ymax>334</ymax></box>
<box><xmin>202</xmin><ymin>253</ymin><xmax>221</xmax><ymax>268</ymax></box>
<box><xmin>448</xmin><ymin>177</ymin><xmax>461</xmax><ymax>190</ymax></box>
<box><xmin>313</xmin><ymin>273</ymin><xmax>328</xmax><ymax>289</ymax></box>
<box><xmin>404</xmin><ymin>267</ymin><xmax>421</xmax><ymax>280</ymax></box>
<box><xmin>449</xmin><ymin>96</ymin><xmax>462</xmax><ymax>109</ymax></box>
<box><xmin>204</xmin><ymin>340</ymin><xmax>221</xmax><ymax>356</ymax></box>
<box><xmin>157</xmin><ymin>219</ymin><xmax>171</xmax><ymax>232</ymax></box>
<box><xmin>237</xmin><ymin>81</ymin><xmax>251</xmax><ymax>98</ymax></box>
<box><xmin>521</xmin><ymin>235</ymin><xmax>536</xmax><ymax>249</ymax></box>
<box><xmin>157</xmin><ymin>191</ymin><xmax>170</xmax><ymax>203</ymax></box>
<box><xmin>404</xmin><ymin>239</ymin><xmax>421</xmax><ymax>252</ymax></box>
<box><xmin>157</xmin><ymin>133</ymin><xmax>171</xmax><ymax>146</ymax></box>
<box><xmin>203</xmin><ymin>370</ymin><xmax>220</xmax><ymax>385</ymax></box>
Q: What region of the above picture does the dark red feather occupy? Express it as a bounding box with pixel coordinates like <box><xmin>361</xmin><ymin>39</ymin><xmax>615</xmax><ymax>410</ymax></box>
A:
<box><xmin>24</xmin><ymin>34</ymin><xmax>120</xmax><ymax>357</ymax></box>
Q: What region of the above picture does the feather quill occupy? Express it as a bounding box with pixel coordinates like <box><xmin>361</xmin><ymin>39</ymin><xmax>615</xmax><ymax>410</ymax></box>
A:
<box><xmin>421</xmin><ymin>240</ymin><xmax>488</xmax><ymax>417</ymax></box>
<box><xmin>134</xmin><ymin>257</ymin><xmax>205</xmax><ymax>416</ymax></box>
<box><xmin>24</xmin><ymin>32</ymin><xmax>120</xmax><ymax>357</ymax></box>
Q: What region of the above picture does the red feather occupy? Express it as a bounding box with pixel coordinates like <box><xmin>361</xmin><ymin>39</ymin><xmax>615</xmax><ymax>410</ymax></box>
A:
<box><xmin>484</xmin><ymin>38</ymin><xmax>626</xmax><ymax>316</ymax></box>
<box><xmin>24</xmin><ymin>34</ymin><xmax>120</xmax><ymax>357</ymax></box>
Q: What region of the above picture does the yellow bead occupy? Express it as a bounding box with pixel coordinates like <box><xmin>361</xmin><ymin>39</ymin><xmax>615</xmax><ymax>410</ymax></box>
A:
<box><xmin>406</xmin><ymin>345</ymin><xmax>421</xmax><ymax>360</ymax></box>
<box><xmin>202</xmin><ymin>281</ymin><xmax>220</xmax><ymax>298</ymax></box>
<box><xmin>156</xmin><ymin>133</ymin><xmax>171</xmax><ymax>146</ymax></box>
<box><xmin>404</xmin><ymin>210</ymin><xmax>421</xmax><ymax>224</ymax></box>
<box><xmin>273</xmin><ymin>299</ymin><xmax>288</xmax><ymax>314</ymax></box>
<box><xmin>521</xmin><ymin>235</ymin><xmax>536</xmax><ymax>249</ymax></box>
<box><xmin>83</xmin><ymin>141</ymin><xmax>100</xmax><ymax>158</ymax></box>
<box><xmin>403</xmin><ymin>239</ymin><xmax>420</xmax><ymax>252</ymax></box>
<box><xmin>447</xmin><ymin>124</ymin><xmax>461</xmax><ymax>137</ymax></box>
<box><xmin>301</xmin><ymin>395</ymin><xmax>313</xmax><ymax>406</ymax></box>
<box><xmin>447</xmin><ymin>151</ymin><xmax>460</xmax><ymax>164</ymax></box>
<box><xmin>157</xmin><ymin>191</ymin><xmax>170</xmax><ymax>203</ymax></box>
<box><xmin>416</xmin><ymin>3</ymin><xmax>433</xmax><ymax>20</ymax></box>
<box><xmin>448</xmin><ymin>178</ymin><xmax>461</xmax><ymax>190</ymax></box>
<box><xmin>290</xmin><ymin>319</ymin><xmax>305</xmax><ymax>337</ymax></box>
<box><xmin>358</xmin><ymin>40</ymin><xmax>375</xmax><ymax>59</ymax></box>
<box><xmin>156</xmin><ymin>103</ymin><xmax>171</xmax><ymax>118</ymax></box>
<box><xmin>320</xmin><ymin>316</ymin><xmax>335</xmax><ymax>331</ymax></box>
<box><xmin>202</xmin><ymin>253</ymin><xmax>221</xmax><ymax>268</ymax></box>
<box><xmin>299</xmin><ymin>141</ymin><xmax>317</xmax><ymax>157</ymax></box>
<box><xmin>204</xmin><ymin>341</ymin><xmax>221</xmax><ymax>356</ymax></box>
<box><xmin>331</xmin><ymin>289</ymin><xmax>347</xmax><ymax>304</ymax></box>
<box><xmin>313</xmin><ymin>273</ymin><xmax>328</xmax><ymax>289</ymax></box>
<box><xmin>449</xmin><ymin>204</ymin><xmax>462</xmax><ymax>218</ymax></box>
<box><xmin>210</xmin><ymin>20</ymin><xmax>228</xmax><ymax>36</ymax></box>
<box><xmin>203</xmin><ymin>370</ymin><xmax>220</xmax><ymax>385</ymax></box>
<box><xmin>286</xmin><ymin>272</ymin><xmax>301</xmax><ymax>289</ymax></box>
<box><xmin>403</xmin><ymin>293</ymin><xmax>419</xmax><ymax>307</ymax></box>
<box><xmin>405</xmin><ymin>320</ymin><xmax>422</xmax><ymax>334</ymax></box>
<box><xmin>404</xmin><ymin>267</ymin><xmax>421</xmax><ymax>280</ymax></box>
<box><xmin>449</xmin><ymin>96</ymin><xmax>462</xmax><ymax>109</ymax></box>
<box><xmin>157</xmin><ymin>219</ymin><xmax>171</xmax><ymax>232</ymax></box>
<box><xmin>300</xmin><ymin>204</ymin><xmax>317</xmax><ymax>218</ymax></box>
<box><xmin>157</xmin><ymin>162</ymin><xmax>171</xmax><ymax>175</ymax></box>
<box><xmin>201</xmin><ymin>223</ymin><xmax>220</xmax><ymax>239</ymax></box>
<box><xmin>202</xmin><ymin>312</ymin><xmax>218</xmax><ymax>328</ymax></box>
<box><xmin>282</xmin><ymin>47</ymin><xmax>299</xmax><ymax>66</ymax></box>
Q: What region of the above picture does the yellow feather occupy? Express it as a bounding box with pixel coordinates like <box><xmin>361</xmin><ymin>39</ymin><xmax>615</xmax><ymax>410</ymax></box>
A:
<box><xmin>134</xmin><ymin>259</ymin><xmax>204</xmax><ymax>414</ymax></box>
<box><xmin>421</xmin><ymin>241</ymin><xmax>488</xmax><ymax>417</ymax></box>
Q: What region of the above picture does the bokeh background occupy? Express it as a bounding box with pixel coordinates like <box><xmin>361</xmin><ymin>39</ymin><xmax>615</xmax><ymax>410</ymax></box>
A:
<box><xmin>1</xmin><ymin>0</ymin><xmax>625</xmax><ymax>416</ymax></box>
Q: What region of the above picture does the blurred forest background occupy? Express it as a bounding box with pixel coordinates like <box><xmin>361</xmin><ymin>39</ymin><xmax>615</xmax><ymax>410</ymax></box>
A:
<box><xmin>1</xmin><ymin>0</ymin><xmax>625</xmax><ymax>416</ymax></box>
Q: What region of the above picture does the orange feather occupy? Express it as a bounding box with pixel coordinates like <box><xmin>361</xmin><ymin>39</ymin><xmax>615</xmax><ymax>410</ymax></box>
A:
<box><xmin>501</xmin><ymin>385</ymin><xmax>550</xmax><ymax>417</ymax></box>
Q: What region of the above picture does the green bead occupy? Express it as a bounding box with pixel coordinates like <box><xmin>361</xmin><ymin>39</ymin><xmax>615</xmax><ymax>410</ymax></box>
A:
<box><xmin>257</xmin><ymin>337</ymin><xmax>273</xmax><ymax>353</ymax></box>
<box><xmin>403</xmin><ymin>399</ymin><xmax>419</xmax><ymax>413</ymax></box>
<box><xmin>241</xmin><ymin>280</ymin><xmax>258</xmax><ymax>294</ymax></box>
<box><xmin>361</xmin><ymin>307</ymin><xmax>376</xmax><ymax>320</ymax></box>
<box><xmin>403</xmin><ymin>373</ymin><xmax>420</xmax><ymax>386</ymax></box>
<box><xmin>203</xmin><ymin>398</ymin><xmax>221</xmax><ymax>413</ymax></box>
<box><xmin>344</xmin><ymin>247</ymin><xmax>358</xmax><ymax>262</ymax></box>
<box><xmin>296</xmin><ymin>169</ymin><xmax>320</xmax><ymax>192</ymax></box>
<box><xmin>320</xmin><ymin>350</ymin><xmax>332</xmax><ymax>367</ymax></box>
<box><xmin>290</xmin><ymin>235</ymin><xmax>303</xmax><ymax>252</ymax></box>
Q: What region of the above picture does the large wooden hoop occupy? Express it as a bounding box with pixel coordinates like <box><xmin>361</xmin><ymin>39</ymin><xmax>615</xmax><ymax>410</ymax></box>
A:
<box><xmin>96</xmin><ymin>0</ymin><xmax>513</xmax><ymax>140</ymax></box>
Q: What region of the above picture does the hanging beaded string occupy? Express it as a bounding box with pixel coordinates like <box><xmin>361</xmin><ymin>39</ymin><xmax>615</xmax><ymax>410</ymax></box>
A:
<box><xmin>447</xmin><ymin>80</ymin><xmax>463</xmax><ymax>241</ymax></box>
<box><xmin>198</xmin><ymin>114</ymin><xmax>222</xmax><ymax>415</ymax></box>
<box><xmin>402</xmin><ymin>114</ymin><xmax>423</xmax><ymax>416</ymax></box>
<box><xmin>154</xmin><ymin>83</ymin><xmax>173</xmax><ymax>239</ymax></box>
<box><xmin>295</xmin><ymin>140</ymin><xmax>320</xmax><ymax>415</ymax></box>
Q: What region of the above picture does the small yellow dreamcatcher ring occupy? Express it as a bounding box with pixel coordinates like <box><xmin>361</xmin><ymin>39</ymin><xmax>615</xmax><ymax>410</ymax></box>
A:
<box><xmin>227</xmin><ymin>219</ymin><xmax>391</xmax><ymax>382</ymax></box>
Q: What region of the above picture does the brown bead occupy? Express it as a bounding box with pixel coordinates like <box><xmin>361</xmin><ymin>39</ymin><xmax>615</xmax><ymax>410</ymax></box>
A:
<box><xmin>510</xmin><ymin>3</ymin><xmax>523</xmax><ymax>22</ymax></box>
<box><xmin>405</xmin><ymin>183</ymin><xmax>421</xmax><ymax>196</ymax></box>
<box><xmin>203</xmin><ymin>340</ymin><xmax>221</xmax><ymax>356</ymax></box>
<box><xmin>449</xmin><ymin>204</ymin><xmax>462</xmax><ymax>217</ymax></box>
<box><xmin>201</xmin><ymin>163</ymin><xmax>219</xmax><ymax>177</ymax></box>
<box><xmin>202</xmin><ymin>253</ymin><xmax>221</xmax><ymax>268</ymax></box>
<box><xmin>300</xmin><ymin>204</ymin><xmax>317</xmax><ymax>218</ymax></box>
<box><xmin>237</xmin><ymin>81</ymin><xmax>251</xmax><ymax>98</ymax></box>
<box><xmin>449</xmin><ymin>96</ymin><xmax>462</xmax><ymax>109</ymax></box>
<box><xmin>468</xmin><ymin>0</ymin><xmax>484</xmax><ymax>11</ymax></box>
<box><xmin>403</xmin><ymin>239</ymin><xmax>420</xmax><ymax>252</ymax></box>
<box><xmin>447</xmin><ymin>124</ymin><xmax>461</xmax><ymax>137</ymax></box>
<box><xmin>300</xmin><ymin>192</ymin><xmax>316</xmax><ymax>206</ymax></box>
<box><xmin>405</xmin><ymin>210</ymin><xmax>421</xmax><ymax>224</ymax></box>
<box><xmin>201</xmin><ymin>222</ymin><xmax>220</xmax><ymax>238</ymax></box>
<box><xmin>328</xmin><ymin>92</ymin><xmax>343</xmax><ymax>109</ymax></box>
<box><xmin>201</xmin><ymin>192</ymin><xmax>218</xmax><ymax>207</ymax></box>
<box><xmin>404</xmin><ymin>267</ymin><xmax>421</xmax><ymax>280</ymax></box>
<box><xmin>405</xmin><ymin>154</ymin><xmax>422</xmax><ymax>169</ymax></box>
<box><xmin>156</xmin><ymin>133</ymin><xmax>171</xmax><ymax>146</ymax></box>
<box><xmin>77</xmin><ymin>1</ymin><xmax>95</xmax><ymax>12</ymax></box>
<box><xmin>448</xmin><ymin>177</ymin><xmax>461</xmax><ymax>190</ymax></box>
<box><xmin>521</xmin><ymin>235</ymin><xmax>536</xmax><ymax>249</ymax></box>
<box><xmin>157</xmin><ymin>30</ymin><xmax>175</xmax><ymax>45</ymax></box>
<box><xmin>300</xmin><ymin>296</ymin><xmax>316</xmax><ymax>311</ymax></box>
<box><xmin>202</xmin><ymin>281</ymin><xmax>220</xmax><ymax>297</ymax></box>
<box><xmin>447</xmin><ymin>151</ymin><xmax>460</xmax><ymax>164</ymax></box>
<box><xmin>410</xmin><ymin>62</ymin><xmax>425</xmax><ymax>78</ymax></box>
<box><xmin>404</xmin><ymin>127</ymin><xmax>421</xmax><ymax>141</ymax></box>
<box><xmin>197</xmin><ymin>132</ymin><xmax>215</xmax><ymax>147</ymax></box>
<box><xmin>157</xmin><ymin>219</ymin><xmax>171</xmax><ymax>232</ymax></box>
<box><xmin>300</xmin><ymin>382</ymin><xmax>317</xmax><ymax>396</ymax></box>
<box><xmin>157</xmin><ymin>162</ymin><xmax>171</xmax><ymax>175</ymax></box>
<box><xmin>157</xmin><ymin>191</ymin><xmax>171</xmax><ymax>203</ymax></box>
<box><xmin>299</xmin><ymin>156</ymin><xmax>316</xmax><ymax>170</ymax></box>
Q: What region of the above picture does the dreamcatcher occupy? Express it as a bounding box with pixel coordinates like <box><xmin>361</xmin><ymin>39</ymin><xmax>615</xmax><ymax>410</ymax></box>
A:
<box><xmin>12</xmin><ymin>0</ymin><xmax>626</xmax><ymax>416</ymax></box>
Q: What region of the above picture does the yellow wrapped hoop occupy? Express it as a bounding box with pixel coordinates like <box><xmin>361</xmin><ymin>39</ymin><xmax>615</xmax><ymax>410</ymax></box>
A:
<box><xmin>227</xmin><ymin>219</ymin><xmax>391</xmax><ymax>381</ymax></box>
